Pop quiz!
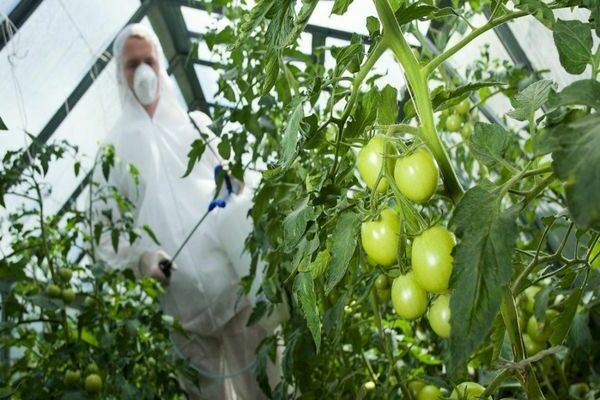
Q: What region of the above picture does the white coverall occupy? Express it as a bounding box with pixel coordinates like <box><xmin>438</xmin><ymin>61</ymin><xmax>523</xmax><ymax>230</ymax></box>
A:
<box><xmin>92</xmin><ymin>24</ymin><xmax>277</xmax><ymax>399</ymax></box>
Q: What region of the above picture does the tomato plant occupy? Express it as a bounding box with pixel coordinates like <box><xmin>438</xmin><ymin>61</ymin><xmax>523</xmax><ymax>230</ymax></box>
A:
<box><xmin>150</xmin><ymin>0</ymin><xmax>600</xmax><ymax>397</ymax></box>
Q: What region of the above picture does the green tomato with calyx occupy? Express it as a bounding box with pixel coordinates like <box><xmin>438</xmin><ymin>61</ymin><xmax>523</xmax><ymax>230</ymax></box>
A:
<box><xmin>428</xmin><ymin>294</ymin><xmax>451</xmax><ymax>338</ymax></box>
<box><xmin>456</xmin><ymin>99</ymin><xmax>470</xmax><ymax>115</ymax></box>
<box><xmin>391</xmin><ymin>272</ymin><xmax>428</xmax><ymax>320</ymax></box>
<box><xmin>46</xmin><ymin>284</ymin><xmax>61</xmax><ymax>298</ymax></box>
<box><xmin>450</xmin><ymin>382</ymin><xmax>491</xmax><ymax>400</ymax></box>
<box><xmin>394</xmin><ymin>147</ymin><xmax>439</xmax><ymax>203</ymax></box>
<box><xmin>361</xmin><ymin>209</ymin><xmax>400</xmax><ymax>267</ymax></box>
<box><xmin>357</xmin><ymin>135</ymin><xmax>393</xmax><ymax>192</ymax></box>
<box><xmin>526</xmin><ymin>310</ymin><xmax>557</xmax><ymax>342</ymax></box>
<box><xmin>412</xmin><ymin>226</ymin><xmax>456</xmax><ymax>294</ymax></box>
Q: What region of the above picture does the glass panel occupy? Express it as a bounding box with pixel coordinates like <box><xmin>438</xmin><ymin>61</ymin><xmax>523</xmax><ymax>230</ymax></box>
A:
<box><xmin>0</xmin><ymin>0</ymin><xmax>20</xmax><ymax>17</ymax></box>
<box><xmin>0</xmin><ymin>0</ymin><xmax>139</xmax><ymax>150</ymax></box>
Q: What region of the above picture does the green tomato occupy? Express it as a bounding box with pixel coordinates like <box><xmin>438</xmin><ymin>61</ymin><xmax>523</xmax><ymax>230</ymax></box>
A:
<box><xmin>84</xmin><ymin>296</ymin><xmax>96</xmax><ymax>308</ymax></box>
<box><xmin>58</xmin><ymin>268</ymin><xmax>73</xmax><ymax>282</ymax></box>
<box><xmin>590</xmin><ymin>241</ymin><xmax>600</xmax><ymax>270</ymax></box>
<box><xmin>86</xmin><ymin>362</ymin><xmax>100</xmax><ymax>375</ymax></box>
<box><xmin>418</xmin><ymin>385</ymin><xmax>442</xmax><ymax>400</ymax></box>
<box><xmin>450</xmin><ymin>382</ymin><xmax>491</xmax><ymax>400</ymax></box>
<box><xmin>526</xmin><ymin>310</ymin><xmax>557</xmax><ymax>342</ymax></box>
<box><xmin>374</xmin><ymin>274</ymin><xmax>390</xmax><ymax>290</ymax></box>
<box><xmin>569</xmin><ymin>383</ymin><xmax>590</xmax><ymax>399</ymax></box>
<box><xmin>394</xmin><ymin>148</ymin><xmax>439</xmax><ymax>203</ymax></box>
<box><xmin>523</xmin><ymin>333</ymin><xmax>546</xmax><ymax>356</ymax></box>
<box><xmin>62</xmin><ymin>288</ymin><xmax>75</xmax><ymax>304</ymax></box>
<box><xmin>409</xmin><ymin>381</ymin><xmax>426</xmax><ymax>397</ymax></box>
<box><xmin>445</xmin><ymin>114</ymin><xmax>462</xmax><ymax>132</ymax></box>
<box><xmin>456</xmin><ymin>99</ymin><xmax>470</xmax><ymax>115</ymax></box>
<box><xmin>428</xmin><ymin>294</ymin><xmax>451</xmax><ymax>338</ymax></box>
<box><xmin>46</xmin><ymin>284</ymin><xmax>62</xmax><ymax>298</ymax></box>
<box><xmin>357</xmin><ymin>135</ymin><xmax>392</xmax><ymax>192</ymax></box>
<box><xmin>391</xmin><ymin>272</ymin><xmax>428</xmax><ymax>320</ymax></box>
<box><xmin>84</xmin><ymin>374</ymin><xmax>103</xmax><ymax>393</ymax></box>
<box><xmin>363</xmin><ymin>381</ymin><xmax>376</xmax><ymax>391</ymax></box>
<box><xmin>63</xmin><ymin>370</ymin><xmax>81</xmax><ymax>387</ymax></box>
<box><xmin>361</xmin><ymin>209</ymin><xmax>400</xmax><ymax>267</ymax></box>
<box><xmin>376</xmin><ymin>287</ymin><xmax>391</xmax><ymax>302</ymax></box>
<box><xmin>461</xmin><ymin>122</ymin><xmax>473</xmax><ymax>139</ymax></box>
<box><xmin>412</xmin><ymin>226</ymin><xmax>456</xmax><ymax>294</ymax></box>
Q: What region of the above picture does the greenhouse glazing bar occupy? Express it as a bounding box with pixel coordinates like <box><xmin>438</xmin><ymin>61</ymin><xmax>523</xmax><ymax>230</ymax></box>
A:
<box><xmin>0</xmin><ymin>0</ymin><xmax>43</xmax><ymax>51</ymax></box>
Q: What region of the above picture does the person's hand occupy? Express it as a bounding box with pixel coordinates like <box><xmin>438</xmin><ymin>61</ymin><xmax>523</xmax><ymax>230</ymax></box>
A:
<box><xmin>138</xmin><ymin>250</ymin><xmax>177</xmax><ymax>286</ymax></box>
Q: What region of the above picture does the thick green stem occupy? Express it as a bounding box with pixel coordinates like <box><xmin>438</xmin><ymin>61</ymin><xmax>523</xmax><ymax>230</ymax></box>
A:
<box><xmin>373</xmin><ymin>0</ymin><xmax>464</xmax><ymax>203</ymax></box>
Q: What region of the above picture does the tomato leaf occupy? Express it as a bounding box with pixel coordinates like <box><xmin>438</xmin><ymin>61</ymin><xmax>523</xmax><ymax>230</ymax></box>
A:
<box><xmin>549</xmin><ymin>113</ymin><xmax>600</xmax><ymax>229</ymax></box>
<box><xmin>548</xmin><ymin>79</ymin><xmax>600</xmax><ymax>110</ymax></box>
<box><xmin>378</xmin><ymin>85</ymin><xmax>398</xmax><ymax>125</ymax></box>
<box><xmin>332</xmin><ymin>0</ymin><xmax>354</xmax><ymax>15</ymax></box>
<box><xmin>324</xmin><ymin>211</ymin><xmax>361</xmax><ymax>293</ymax></box>
<box><xmin>553</xmin><ymin>19</ymin><xmax>593</xmax><ymax>75</ymax></box>
<box><xmin>514</xmin><ymin>0</ymin><xmax>555</xmax><ymax>28</ymax></box>
<box><xmin>550</xmin><ymin>287</ymin><xmax>582</xmax><ymax>346</ymax></box>
<box><xmin>469</xmin><ymin>122</ymin><xmax>513</xmax><ymax>169</ymax></box>
<box><xmin>0</xmin><ymin>117</ymin><xmax>7</xmax><ymax>130</ymax></box>
<box><xmin>182</xmin><ymin>140</ymin><xmax>206</xmax><ymax>178</ymax></box>
<box><xmin>142</xmin><ymin>224</ymin><xmax>161</xmax><ymax>246</ymax></box>
<box><xmin>294</xmin><ymin>271</ymin><xmax>321</xmax><ymax>352</ymax></box>
<box><xmin>283</xmin><ymin>199</ymin><xmax>318</xmax><ymax>251</ymax></box>
<box><xmin>346</xmin><ymin>87</ymin><xmax>378</xmax><ymax>138</ymax></box>
<box><xmin>507</xmin><ymin>79</ymin><xmax>553</xmax><ymax>121</ymax></box>
<box><xmin>280</xmin><ymin>99</ymin><xmax>304</xmax><ymax>171</ymax></box>
<box><xmin>448</xmin><ymin>184</ymin><xmax>518</xmax><ymax>373</ymax></box>
<box><xmin>262</xmin><ymin>51</ymin><xmax>280</xmax><ymax>96</ymax></box>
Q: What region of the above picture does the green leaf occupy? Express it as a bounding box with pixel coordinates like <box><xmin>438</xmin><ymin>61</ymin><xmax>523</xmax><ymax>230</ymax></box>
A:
<box><xmin>394</xmin><ymin>3</ymin><xmax>452</xmax><ymax>25</ymax></box>
<box><xmin>0</xmin><ymin>117</ymin><xmax>7</xmax><ymax>130</ymax></box>
<box><xmin>217</xmin><ymin>134</ymin><xmax>231</xmax><ymax>160</ymax></box>
<box><xmin>507</xmin><ymin>79</ymin><xmax>553</xmax><ymax>121</ymax></box>
<box><xmin>280</xmin><ymin>100</ymin><xmax>304</xmax><ymax>170</ymax></box>
<box><xmin>366</xmin><ymin>16</ymin><xmax>380</xmax><ymax>38</ymax></box>
<box><xmin>111</xmin><ymin>229</ymin><xmax>119</xmax><ymax>253</ymax></box>
<box><xmin>81</xmin><ymin>327</ymin><xmax>99</xmax><ymax>347</ymax></box>
<box><xmin>514</xmin><ymin>0</ymin><xmax>555</xmax><ymax>28</ymax></box>
<box><xmin>293</xmin><ymin>271</ymin><xmax>321</xmax><ymax>352</ymax></box>
<box><xmin>310</xmin><ymin>248</ymin><xmax>331</xmax><ymax>279</ymax></box>
<box><xmin>331</xmin><ymin>39</ymin><xmax>364</xmax><ymax>75</ymax></box>
<box><xmin>142</xmin><ymin>224</ymin><xmax>161</xmax><ymax>246</ymax></box>
<box><xmin>448</xmin><ymin>184</ymin><xmax>519</xmax><ymax>373</ymax></box>
<box><xmin>553</xmin><ymin>19</ymin><xmax>593</xmax><ymax>75</ymax></box>
<box><xmin>324</xmin><ymin>211</ymin><xmax>360</xmax><ymax>293</ymax></box>
<box><xmin>346</xmin><ymin>87</ymin><xmax>378</xmax><ymax>138</ymax></box>
<box><xmin>378</xmin><ymin>85</ymin><xmax>398</xmax><ymax>125</ymax></box>
<box><xmin>550</xmin><ymin>288</ymin><xmax>582</xmax><ymax>345</ymax></box>
<box><xmin>282</xmin><ymin>199</ymin><xmax>318</xmax><ymax>251</ymax></box>
<box><xmin>182</xmin><ymin>140</ymin><xmax>206</xmax><ymax>178</ymax></box>
<box><xmin>262</xmin><ymin>51</ymin><xmax>280</xmax><ymax>96</ymax></box>
<box><xmin>332</xmin><ymin>0</ymin><xmax>354</xmax><ymax>15</ymax></box>
<box><xmin>549</xmin><ymin>113</ymin><xmax>600</xmax><ymax>229</ymax></box>
<box><xmin>548</xmin><ymin>79</ymin><xmax>600</xmax><ymax>110</ymax></box>
<box><xmin>469</xmin><ymin>122</ymin><xmax>513</xmax><ymax>169</ymax></box>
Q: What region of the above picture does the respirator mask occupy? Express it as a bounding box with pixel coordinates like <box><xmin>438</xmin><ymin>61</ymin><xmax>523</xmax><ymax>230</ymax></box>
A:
<box><xmin>132</xmin><ymin>63</ymin><xmax>159</xmax><ymax>105</ymax></box>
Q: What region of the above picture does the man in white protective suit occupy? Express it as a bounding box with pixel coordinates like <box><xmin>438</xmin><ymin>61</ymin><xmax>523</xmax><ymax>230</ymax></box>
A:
<box><xmin>92</xmin><ymin>23</ymin><xmax>282</xmax><ymax>399</ymax></box>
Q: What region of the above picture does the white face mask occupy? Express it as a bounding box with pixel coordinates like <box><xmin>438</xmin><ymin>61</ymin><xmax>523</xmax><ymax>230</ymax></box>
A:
<box><xmin>132</xmin><ymin>63</ymin><xmax>158</xmax><ymax>106</ymax></box>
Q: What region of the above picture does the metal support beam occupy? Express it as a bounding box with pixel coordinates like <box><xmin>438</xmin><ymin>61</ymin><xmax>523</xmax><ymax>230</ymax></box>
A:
<box><xmin>147</xmin><ymin>1</ymin><xmax>209</xmax><ymax>114</ymax></box>
<box><xmin>0</xmin><ymin>0</ymin><xmax>43</xmax><ymax>51</ymax></box>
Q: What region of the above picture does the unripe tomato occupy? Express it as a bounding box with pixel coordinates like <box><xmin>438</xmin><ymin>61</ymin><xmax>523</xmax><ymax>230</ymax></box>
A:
<box><xmin>450</xmin><ymin>382</ymin><xmax>491</xmax><ymax>400</ymax></box>
<box><xmin>361</xmin><ymin>209</ymin><xmax>400</xmax><ymax>267</ymax></box>
<box><xmin>428</xmin><ymin>294</ymin><xmax>451</xmax><ymax>338</ymax></box>
<box><xmin>590</xmin><ymin>241</ymin><xmax>600</xmax><ymax>270</ymax></box>
<box><xmin>409</xmin><ymin>381</ymin><xmax>426</xmax><ymax>397</ymax></box>
<box><xmin>394</xmin><ymin>148</ymin><xmax>439</xmax><ymax>203</ymax></box>
<box><xmin>46</xmin><ymin>284</ymin><xmax>62</xmax><ymax>298</ymax></box>
<box><xmin>411</xmin><ymin>226</ymin><xmax>456</xmax><ymax>294</ymax></box>
<box><xmin>569</xmin><ymin>383</ymin><xmax>590</xmax><ymax>399</ymax></box>
<box><xmin>84</xmin><ymin>373</ymin><xmax>102</xmax><ymax>393</ymax></box>
<box><xmin>391</xmin><ymin>272</ymin><xmax>428</xmax><ymax>320</ymax></box>
<box><xmin>63</xmin><ymin>370</ymin><xmax>81</xmax><ymax>387</ymax></box>
<box><xmin>376</xmin><ymin>287</ymin><xmax>391</xmax><ymax>302</ymax></box>
<box><xmin>445</xmin><ymin>114</ymin><xmax>462</xmax><ymax>132</ymax></box>
<box><xmin>363</xmin><ymin>381</ymin><xmax>376</xmax><ymax>391</ymax></box>
<box><xmin>62</xmin><ymin>288</ymin><xmax>75</xmax><ymax>304</ymax></box>
<box><xmin>523</xmin><ymin>333</ymin><xmax>545</xmax><ymax>356</ymax></box>
<box><xmin>526</xmin><ymin>310</ymin><xmax>557</xmax><ymax>342</ymax></box>
<box><xmin>58</xmin><ymin>268</ymin><xmax>73</xmax><ymax>282</ymax></box>
<box><xmin>456</xmin><ymin>99</ymin><xmax>470</xmax><ymax>115</ymax></box>
<box><xmin>357</xmin><ymin>135</ymin><xmax>392</xmax><ymax>192</ymax></box>
<box><xmin>523</xmin><ymin>286</ymin><xmax>541</xmax><ymax>314</ymax></box>
<box><xmin>374</xmin><ymin>274</ymin><xmax>389</xmax><ymax>290</ymax></box>
<box><xmin>461</xmin><ymin>122</ymin><xmax>473</xmax><ymax>139</ymax></box>
<box><xmin>418</xmin><ymin>385</ymin><xmax>442</xmax><ymax>400</ymax></box>
<box><xmin>86</xmin><ymin>362</ymin><xmax>100</xmax><ymax>375</ymax></box>
<box><xmin>84</xmin><ymin>296</ymin><xmax>96</xmax><ymax>308</ymax></box>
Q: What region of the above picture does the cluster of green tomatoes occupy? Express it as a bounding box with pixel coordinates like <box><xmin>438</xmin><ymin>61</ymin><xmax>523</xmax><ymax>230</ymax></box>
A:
<box><xmin>440</xmin><ymin>99</ymin><xmax>473</xmax><ymax>138</ymax></box>
<box><xmin>63</xmin><ymin>362</ymin><xmax>103</xmax><ymax>395</ymax></box>
<box><xmin>357</xmin><ymin>134</ymin><xmax>454</xmax><ymax>339</ymax></box>
<box><xmin>45</xmin><ymin>268</ymin><xmax>76</xmax><ymax>305</ymax></box>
